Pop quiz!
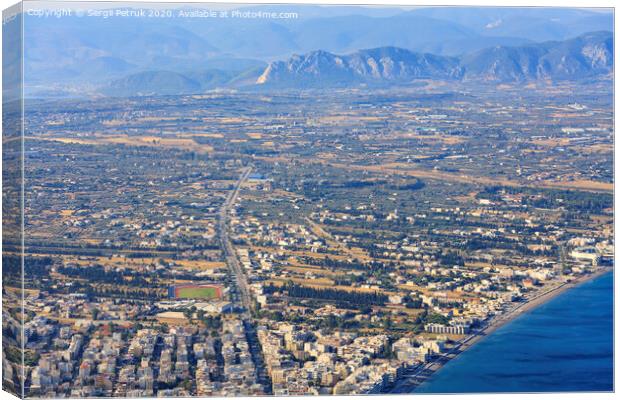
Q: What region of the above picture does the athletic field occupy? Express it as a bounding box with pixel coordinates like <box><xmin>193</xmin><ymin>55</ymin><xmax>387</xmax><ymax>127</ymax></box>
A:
<box><xmin>169</xmin><ymin>284</ymin><xmax>223</xmax><ymax>299</ymax></box>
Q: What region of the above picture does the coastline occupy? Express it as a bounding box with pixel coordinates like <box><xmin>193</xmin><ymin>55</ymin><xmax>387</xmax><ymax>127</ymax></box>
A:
<box><xmin>389</xmin><ymin>267</ymin><xmax>614</xmax><ymax>393</ymax></box>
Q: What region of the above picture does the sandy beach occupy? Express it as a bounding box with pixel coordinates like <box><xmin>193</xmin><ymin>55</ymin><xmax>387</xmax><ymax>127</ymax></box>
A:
<box><xmin>389</xmin><ymin>267</ymin><xmax>614</xmax><ymax>393</ymax></box>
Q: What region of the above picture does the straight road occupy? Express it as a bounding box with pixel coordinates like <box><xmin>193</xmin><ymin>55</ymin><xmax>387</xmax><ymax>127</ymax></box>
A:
<box><xmin>216</xmin><ymin>166</ymin><xmax>272</xmax><ymax>392</ymax></box>
<box><xmin>218</xmin><ymin>166</ymin><xmax>253</xmax><ymax>313</ymax></box>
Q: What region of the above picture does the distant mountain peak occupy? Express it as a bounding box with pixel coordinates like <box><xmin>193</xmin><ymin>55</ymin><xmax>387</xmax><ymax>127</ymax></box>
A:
<box><xmin>257</xmin><ymin>46</ymin><xmax>463</xmax><ymax>87</ymax></box>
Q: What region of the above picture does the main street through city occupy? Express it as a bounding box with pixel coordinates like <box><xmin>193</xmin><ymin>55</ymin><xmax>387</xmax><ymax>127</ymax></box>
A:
<box><xmin>216</xmin><ymin>166</ymin><xmax>272</xmax><ymax>392</ymax></box>
<box><xmin>218</xmin><ymin>166</ymin><xmax>252</xmax><ymax>313</ymax></box>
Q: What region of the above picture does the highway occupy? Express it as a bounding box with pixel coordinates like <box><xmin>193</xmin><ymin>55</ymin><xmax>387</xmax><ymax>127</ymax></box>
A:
<box><xmin>218</xmin><ymin>166</ymin><xmax>253</xmax><ymax>313</ymax></box>
<box><xmin>216</xmin><ymin>166</ymin><xmax>272</xmax><ymax>392</ymax></box>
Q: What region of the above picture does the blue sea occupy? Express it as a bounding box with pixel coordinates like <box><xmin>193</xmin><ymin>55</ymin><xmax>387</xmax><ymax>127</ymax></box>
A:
<box><xmin>415</xmin><ymin>271</ymin><xmax>614</xmax><ymax>393</ymax></box>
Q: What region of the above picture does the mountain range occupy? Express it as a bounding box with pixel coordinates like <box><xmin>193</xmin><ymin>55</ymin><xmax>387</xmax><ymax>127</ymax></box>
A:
<box><xmin>256</xmin><ymin>48</ymin><xmax>464</xmax><ymax>87</ymax></box>
<box><xmin>106</xmin><ymin>31</ymin><xmax>612</xmax><ymax>94</ymax></box>
<box><xmin>15</xmin><ymin>6</ymin><xmax>613</xmax><ymax>96</ymax></box>
<box><xmin>257</xmin><ymin>31</ymin><xmax>613</xmax><ymax>87</ymax></box>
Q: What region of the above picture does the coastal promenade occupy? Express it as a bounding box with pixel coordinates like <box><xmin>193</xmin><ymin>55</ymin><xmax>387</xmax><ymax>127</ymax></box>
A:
<box><xmin>390</xmin><ymin>267</ymin><xmax>614</xmax><ymax>393</ymax></box>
